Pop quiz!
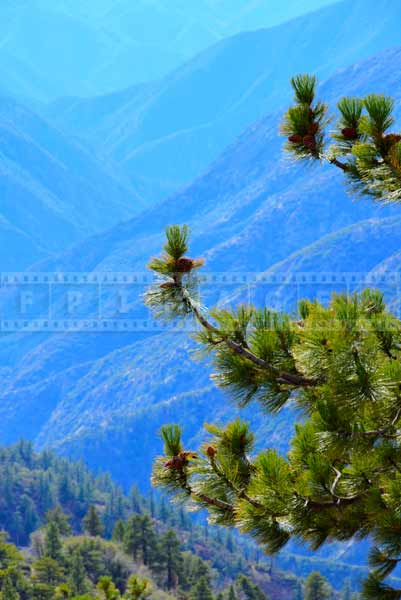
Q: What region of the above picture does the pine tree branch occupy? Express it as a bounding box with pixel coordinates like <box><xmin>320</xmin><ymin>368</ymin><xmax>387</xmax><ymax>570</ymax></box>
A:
<box><xmin>303</xmin><ymin>493</ymin><xmax>362</xmax><ymax>510</ymax></box>
<box><xmin>328</xmin><ymin>156</ymin><xmax>350</xmax><ymax>172</ymax></box>
<box><xmin>180</xmin><ymin>286</ymin><xmax>318</xmax><ymax>389</ymax></box>
<box><xmin>330</xmin><ymin>467</ymin><xmax>342</xmax><ymax>498</ymax></box>
<box><xmin>350</xmin><ymin>408</ymin><xmax>401</xmax><ymax>439</ymax></box>
<box><xmin>178</xmin><ymin>468</ymin><xmax>235</xmax><ymax>513</ymax></box>
<box><xmin>195</xmin><ymin>493</ymin><xmax>235</xmax><ymax>513</ymax></box>
<box><xmin>208</xmin><ymin>456</ymin><xmax>262</xmax><ymax>509</ymax></box>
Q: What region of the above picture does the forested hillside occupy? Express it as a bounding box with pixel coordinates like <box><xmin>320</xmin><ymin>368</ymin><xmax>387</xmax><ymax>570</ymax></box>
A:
<box><xmin>0</xmin><ymin>440</ymin><xmax>304</xmax><ymax>599</ymax></box>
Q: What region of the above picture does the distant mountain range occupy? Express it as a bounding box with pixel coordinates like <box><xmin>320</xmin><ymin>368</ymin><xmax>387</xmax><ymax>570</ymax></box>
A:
<box><xmin>0</xmin><ymin>0</ymin><xmax>336</xmax><ymax>100</ymax></box>
<box><xmin>1</xmin><ymin>43</ymin><xmax>400</xmax><ymax>484</ymax></box>
<box><xmin>44</xmin><ymin>0</ymin><xmax>401</xmax><ymax>203</ymax></box>
<box><xmin>0</xmin><ymin>97</ymin><xmax>145</xmax><ymax>269</ymax></box>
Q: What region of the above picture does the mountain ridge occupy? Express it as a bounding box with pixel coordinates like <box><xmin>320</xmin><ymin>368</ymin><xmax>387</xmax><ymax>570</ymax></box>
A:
<box><xmin>0</xmin><ymin>95</ymin><xmax>144</xmax><ymax>269</ymax></box>
<box><xmin>0</xmin><ymin>45</ymin><xmax>400</xmax><ymax>473</ymax></box>
<box><xmin>44</xmin><ymin>0</ymin><xmax>401</xmax><ymax>204</ymax></box>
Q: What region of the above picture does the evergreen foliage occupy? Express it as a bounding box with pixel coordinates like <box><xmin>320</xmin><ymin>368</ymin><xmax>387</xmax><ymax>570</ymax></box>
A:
<box><xmin>0</xmin><ymin>440</ymin><xmax>303</xmax><ymax>596</ymax></box>
<box><xmin>45</xmin><ymin>522</ymin><xmax>63</xmax><ymax>561</ymax></box>
<box><xmin>0</xmin><ymin>441</ymin><xmax>128</xmax><ymax>545</ymax></box>
<box><xmin>190</xmin><ymin>576</ymin><xmax>213</xmax><ymax>600</ymax></box>
<box><xmin>0</xmin><ymin>509</ymin><xmax>273</xmax><ymax>600</ymax></box>
<box><xmin>83</xmin><ymin>507</ymin><xmax>104</xmax><ymax>538</ymax></box>
<box><xmin>145</xmin><ymin>76</ymin><xmax>401</xmax><ymax>599</ymax></box>
<box><xmin>281</xmin><ymin>74</ymin><xmax>401</xmax><ymax>203</ymax></box>
<box><xmin>303</xmin><ymin>572</ymin><xmax>332</xmax><ymax>600</ymax></box>
<box><xmin>124</xmin><ymin>575</ymin><xmax>151</xmax><ymax>600</ymax></box>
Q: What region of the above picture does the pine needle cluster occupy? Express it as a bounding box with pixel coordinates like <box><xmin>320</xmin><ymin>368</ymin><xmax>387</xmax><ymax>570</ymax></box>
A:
<box><xmin>281</xmin><ymin>74</ymin><xmax>401</xmax><ymax>203</ymax></box>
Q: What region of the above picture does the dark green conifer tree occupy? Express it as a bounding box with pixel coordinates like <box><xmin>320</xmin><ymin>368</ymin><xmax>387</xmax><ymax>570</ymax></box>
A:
<box><xmin>160</xmin><ymin>529</ymin><xmax>183</xmax><ymax>590</ymax></box>
<box><xmin>46</xmin><ymin>507</ymin><xmax>72</xmax><ymax>536</ymax></box>
<box><xmin>32</xmin><ymin>556</ymin><xmax>65</xmax><ymax>599</ymax></box>
<box><xmin>45</xmin><ymin>521</ymin><xmax>62</xmax><ymax>561</ymax></box>
<box><xmin>0</xmin><ymin>574</ymin><xmax>20</xmax><ymax>600</ymax></box>
<box><xmin>236</xmin><ymin>575</ymin><xmax>267</xmax><ymax>600</ymax></box>
<box><xmin>227</xmin><ymin>584</ymin><xmax>237</xmax><ymax>600</ymax></box>
<box><xmin>190</xmin><ymin>576</ymin><xmax>214</xmax><ymax>600</ymax></box>
<box><xmin>123</xmin><ymin>516</ymin><xmax>142</xmax><ymax>562</ymax></box>
<box><xmin>129</xmin><ymin>486</ymin><xmax>143</xmax><ymax>514</ymax></box>
<box><xmin>83</xmin><ymin>506</ymin><xmax>104</xmax><ymax>537</ymax></box>
<box><xmin>304</xmin><ymin>572</ymin><xmax>331</xmax><ymax>600</ymax></box>
<box><xmin>69</xmin><ymin>549</ymin><xmax>88</xmax><ymax>596</ymax></box>
<box><xmin>112</xmin><ymin>520</ymin><xmax>126</xmax><ymax>543</ymax></box>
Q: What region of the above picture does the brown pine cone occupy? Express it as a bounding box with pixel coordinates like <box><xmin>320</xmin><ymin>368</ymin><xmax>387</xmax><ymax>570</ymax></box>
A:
<box><xmin>160</xmin><ymin>282</ymin><xmax>176</xmax><ymax>289</ymax></box>
<box><xmin>384</xmin><ymin>133</ymin><xmax>401</xmax><ymax>145</ymax></box>
<box><xmin>165</xmin><ymin>455</ymin><xmax>186</xmax><ymax>470</ymax></box>
<box><xmin>288</xmin><ymin>134</ymin><xmax>303</xmax><ymax>144</ymax></box>
<box><xmin>164</xmin><ymin>451</ymin><xmax>198</xmax><ymax>470</ymax></box>
<box><xmin>341</xmin><ymin>127</ymin><xmax>358</xmax><ymax>140</ymax></box>
<box><xmin>206</xmin><ymin>446</ymin><xmax>217</xmax><ymax>458</ymax></box>
<box><xmin>175</xmin><ymin>257</ymin><xmax>195</xmax><ymax>272</ymax></box>
<box><xmin>303</xmin><ymin>135</ymin><xmax>317</xmax><ymax>151</ymax></box>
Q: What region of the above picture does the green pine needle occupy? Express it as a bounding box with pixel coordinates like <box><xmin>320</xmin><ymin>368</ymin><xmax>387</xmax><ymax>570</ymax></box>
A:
<box><xmin>291</xmin><ymin>74</ymin><xmax>316</xmax><ymax>105</ymax></box>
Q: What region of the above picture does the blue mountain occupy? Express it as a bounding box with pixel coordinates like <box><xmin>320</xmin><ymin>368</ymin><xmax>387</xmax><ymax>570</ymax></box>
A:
<box><xmin>46</xmin><ymin>0</ymin><xmax>401</xmax><ymax>204</ymax></box>
<box><xmin>0</xmin><ymin>97</ymin><xmax>144</xmax><ymax>269</ymax></box>
<box><xmin>0</xmin><ymin>45</ymin><xmax>400</xmax><ymax>480</ymax></box>
<box><xmin>0</xmin><ymin>0</ymin><xmax>336</xmax><ymax>101</ymax></box>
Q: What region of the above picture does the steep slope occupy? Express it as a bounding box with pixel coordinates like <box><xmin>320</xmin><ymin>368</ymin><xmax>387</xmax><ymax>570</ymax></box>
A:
<box><xmin>0</xmin><ymin>46</ymin><xmax>400</xmax><ymax>478</ymax></box>
<box><xmin>238</xmin><ymin>216</ymin><xmax>401</xmax><ymax>312</ymax></box>
<box><xmin>0</xmin><ymin>96</ymin><xmax>143</xmax><ymax>269</ymax></box>
<box><xmin>0</xmin><ymin>0</ymin><xmax>336</xmax><ymax>101</ymax></box>
<box><xmin>47</xmin><ymin>0</ymin><xmax>401</xmax><ymax>202</ymax></box>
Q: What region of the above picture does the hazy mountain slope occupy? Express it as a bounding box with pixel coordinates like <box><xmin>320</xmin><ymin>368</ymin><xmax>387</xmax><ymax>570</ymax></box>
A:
<box><xmin>0</xmin><ymin>1</ymin><xmax>113</xmax><ymax>101</ymax></box>
<box><xmin>0</xmin><ymin>0</ymin><xmax>337</xmax><ymax>100</ymax></box>
<box><xmin>47</xmin><ymin>0</ymin><xmax>401</xmax><ymax>203</ymax></box>
<box><xmin>0</xmin><ymin>216</ymin><xmax>48</xmax><ymax>271</ymax></box>
<box><xmin>0</xmin><ymin>49</ymin><xmax>51</xmax><ymax>101</ymax></box>
<box><xmin>0</xmin><ymin>97</ymin><xmax>143</xmax><ymax>269</ymax></box>
<box><xmin>0</xmin><ymin>46</ymin><xmax>400</xmax><ymax>477</ymax></box>
<box><xmin>240</xmin><ymin>216</ymin><xmax>401</xmax><ymax>311</ymax></box>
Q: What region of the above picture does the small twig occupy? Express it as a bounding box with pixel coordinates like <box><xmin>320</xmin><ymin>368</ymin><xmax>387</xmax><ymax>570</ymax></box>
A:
<box><xmin>195</xmin><ymin>493</ymin><xmax>235</xmax><ymax>512</ymax></box>
<box><xmin>358</xmin><ymin>408</ymin><xmax>401</xmax><ymax>438</ymax></box>
<box><xmin>181</xmin><ymin>476</ymin><xmax>234</xmax><ymax>513</ymax></box>
<box><xmin>208</xmin><ymin>456</ymin><xmax>262</xmax><ymax>509</ymax></box>
<box><xmin>327</xmin><ymin>156</ymin><xmax>350</xmax><ymax>172</ymax></box>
